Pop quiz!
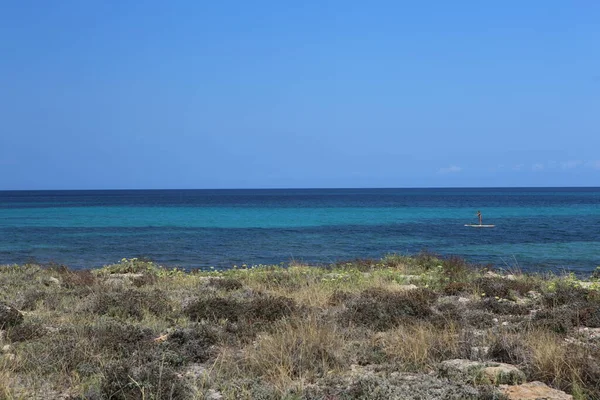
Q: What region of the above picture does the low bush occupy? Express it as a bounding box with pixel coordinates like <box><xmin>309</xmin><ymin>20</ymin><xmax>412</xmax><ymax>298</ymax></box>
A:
<box><xmin>184</xmin><ymin>294</ymin><xmax>297</xmax><ymax>324</ymax></box>
<box><xmin>59</xmin><ymin>269</ymin><xmax>97</xmax><ymax>288</ymax></box>
<box><xmin>87</xmin><ymin>320</ymin><xmax>154</xmax><ymax>356</ymax></box>
<box><xmin>473</xmin><ymin>277</ymin><xmax>539</xmax><ymax>299</ymax></box>
<box><xmin>246</xmin><ymin>295</ymin><xmax>297</xmax><ymax>322</ymax></box>
<box><xmin>91</xmin><ymin>289</ymin><xmax>172</xmax><ymax>320</ymax></box>
<box><xmin>184</xmin><ymin>297</ymin><xmax>242</xmax><ymax>322</ymax></box>
<box><xmin>543</xmin><ymin>281</ymin><xmax>597</xmax><ymax>308</ymax></box>
<box><xmin>6</xmin><ymin>320</ymin><xmax>47</xmax><ymax>342</ymax></box>
<box><xmin>532</xmin><ymin>308</ymin><xmax>575</xmax><ymax>334</ymax></box>
<box><xmin>328</xmin><ymin>289</ymin><xmax>353</xmax><ymax>306</ymax></box>
<box><xmin>440</xmin><ymin>256</ymin><xmax>472</xmax><ymax>282</ymax></box>
<box><xmin>159</xmin><ymin>325</ymin><xmax>218</xmax><ymax>364</ymax></box>
<box><xmin>443</xmin><ymin>282</ymin><xmax>471</xmax><ymax>296</ymax></box>
<box><xmin>208</xmin><ymin>277</ymin><xmax>244</xmax><ymax>291</ymax></box>
<box><xmin>488</xmin><ymin>334</ymin><xmax>529</xmax><ymax>365</ymax></box>
<box><xmin>332</xmin><ymin>258</ymin><xmax>380</xmax><ymax>272</ymax></box>
<box><xmin>575</xmin><ymin>304</ymin><xmax>600</xmax><ymax>327</ymax></box>
<box><xmin>17</xmin><ymin>289</ymin><xmax>49</xmax><ymax>311</ymax></box>
<box><xmin>476</xmin><ymin>298</ymin><xmax>530</xmax><ymax>315</ymax></box>
<box><xmin>339</xmin><ymin>288</ymin><xmax>437</xmax><ymax>330</ymax></box>
<box><xmin>99</xmin><ymin>356</ymin><xmax>190</xmax><ymax>400</ymax></box>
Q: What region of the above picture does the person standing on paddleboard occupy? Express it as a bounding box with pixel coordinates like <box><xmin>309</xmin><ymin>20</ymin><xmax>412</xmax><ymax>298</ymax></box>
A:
<box><xmin>477</xmin><ymin>211</ymin><xmax>482</xmax><ymax>225</ymax></box>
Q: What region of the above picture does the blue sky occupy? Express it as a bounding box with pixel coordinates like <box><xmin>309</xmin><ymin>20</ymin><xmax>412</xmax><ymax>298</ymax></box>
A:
<box><xmin>1</xmin><ymin>1</ymin><xmax>599</xmax><ymax>189</ymax></box>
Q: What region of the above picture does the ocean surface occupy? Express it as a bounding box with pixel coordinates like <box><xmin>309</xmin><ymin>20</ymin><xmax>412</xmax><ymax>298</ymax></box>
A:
<box><xmin>0</xmin><ymin>188</ymin><xmax>599</xmax><ymax>273</ymax></box>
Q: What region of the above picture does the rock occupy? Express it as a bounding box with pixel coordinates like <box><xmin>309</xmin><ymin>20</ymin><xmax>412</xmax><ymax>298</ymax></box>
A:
<box><xmin>470</xmin><ymin>346</ymin><xmax>489</xmax><ymax>360</ymax></box>
<box><xmin>185</xmin><ymin>363</ymin><xmax>209</xmax><ymax>380</ymax></box>
<box><xmin>0</xmin><ymin>301</ymin><xmax>23</xmax><ymax>328</ymax></box>
<box><xmin>323</xmin><ymin>273</ymin><xmax>349</xmax><ymax>281</ymax></box>
<box><xmin>307</xmin><ymin>369</ymin><xmax>500</xmax><ymax>399</ymax></box>
<box><xmin>578</xmin><ymin>281</ymin><xmax>594</xmax><ymax>289</ymax></box>
<box><xmin>485</xmin><ymin>271</ymin><xmax>501</xmax><ymax>278</ymax></box>
<box><xmin>398</xmin><ymin>275</ymin><xmax>421</xmax><ymax>282</ymax></box>
<box><xmin>577</xmin><ymin>327</ymin><xmax>600</xmax><ymax>341</ymax></box>
<box><xmin>1</xmin><ymin>344</ymin><xmax>10</xmax><ymax>353</ymax></box>
<box><xmin>439</xmin><ymin>359</ymin><xmax>525</xmax><ymax>385</ymax></box>
<box><xmin>438</xmin><ymin>359</ymin><xmax>485</xmax><ymax>382</ymax></box>
<box><xmin>0</xmin><ymin>353</ymin><xmax>16</xmax><ymax>362</ymax></box>
<box><xmin>103</xmin><ymin>273</ymin><xmax>145</xmax><ymax>287</ymax></box>
<box><xmin>44</xmin><ymin>276</ymin><xmax>61</xmax><ymax>286</ymax></box>
<box><xmin>206</xmin><ymin>389</ymin><xmax>223</xmax><ymax>400</ymax></box>
<box><xmin>458</xmin><ymin>297</ymin><xmax>472</xmax><ymax>304</ymax></box>
<box><xmin>504</xmin><ymin>274</ymin><xmax>517</xmax><ymax>281</ymax></box>
<box><xmin>397</xmin><ymin>284</ymin><xmax>419</xmax><ymax>291</ymax></box>
<box><xmin>526</xmin><ymin>291</ymin><xmax>541</xmax><ymax>300</ymax></box>
<box><xmin>500</xmin><ymin>381</ymin><xmax>573</xmax><ymax>400</ymax></box>
<box><xmin>482</xmin><ymin>363</ymin><xmax>526</xmax><ymax>385</ymax></box>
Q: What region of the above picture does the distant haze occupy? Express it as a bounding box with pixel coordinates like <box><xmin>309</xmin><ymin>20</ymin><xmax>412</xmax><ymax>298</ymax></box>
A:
<box><xmin>1</xmin><ymin>1</ymin><xmax>599</xmax><ymax>189</ymax></box>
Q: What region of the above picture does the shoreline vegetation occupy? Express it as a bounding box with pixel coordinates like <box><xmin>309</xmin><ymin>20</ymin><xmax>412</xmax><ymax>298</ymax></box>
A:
<box><xmin>2</xmin><ymin>254</ymin><xmax>600</xmax><ymax>399</ymax></box>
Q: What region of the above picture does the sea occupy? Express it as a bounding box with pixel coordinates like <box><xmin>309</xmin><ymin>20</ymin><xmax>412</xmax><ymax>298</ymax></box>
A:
<box><xmin>0</xmin><ymin>188</ymin><xmax>599</xmax><ymax>273</ymax></box>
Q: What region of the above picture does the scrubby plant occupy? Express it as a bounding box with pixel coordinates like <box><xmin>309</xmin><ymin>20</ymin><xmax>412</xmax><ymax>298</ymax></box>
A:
<box><xmin>6</xmin><ymin>319</ymin><xmax>47</xmax><ymax>342</ymax></box>
<box><xmin>443</xmin><ymin>281</ymin><xmax>471</xmax><ymax>296</ymax></box>
<box><xmin>184</xmin><ymin>296</ymin><xmax>243</xmax><ymax>322</ymax></box>
<box><xmin>207</xmin><ymin>277</ymin><xmax>244</xmax><ymax>291</ymax></box>
<box><xmin>473</xmin><ymin>276</ymin><xmax>539</xmax><ymax>299</ymax></box>
<box><xmin>339</xmin><ymin>287</ymin><xmax>437</xmax><ymax>330</ymax></box>
<box><xmin>475</xmin><ymin>298</ymin><xmax>529</xmax><ymax>315</ymax></box>
<box><xmin>90</xmin><ymin>288</ymin><xmax>173</xmax><ymax>320</ymax></box>
<box><xmin>2</xmin><ymin>256</ymin><xmax>599</xmax><ymax>399</ymax></box>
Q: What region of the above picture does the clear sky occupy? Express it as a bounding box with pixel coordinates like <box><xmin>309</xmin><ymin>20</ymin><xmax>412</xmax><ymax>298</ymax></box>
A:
<box><xmin>1</xmin><ymin>1</ymin><xmax>599</xmax><ymax>189</ymax></box>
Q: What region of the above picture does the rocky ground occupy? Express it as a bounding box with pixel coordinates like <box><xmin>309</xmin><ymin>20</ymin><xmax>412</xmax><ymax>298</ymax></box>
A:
<box><xmin>1</xmin><ymin>254</ymin><xmax>600</xmax><ymax>399</ymax></box>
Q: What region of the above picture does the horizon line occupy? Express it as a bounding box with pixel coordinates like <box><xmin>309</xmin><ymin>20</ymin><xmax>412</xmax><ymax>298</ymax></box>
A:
<box><xmin>1</xmin><ymin>185</ymin><xmax>600</xmax><ymax>192</ymax></box>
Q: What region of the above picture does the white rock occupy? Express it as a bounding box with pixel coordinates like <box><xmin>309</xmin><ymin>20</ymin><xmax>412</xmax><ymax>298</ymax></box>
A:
<box><xmin>500</xmin><ymin>381</ymin><xmax>573</xmax><ymax>400</ymax></box>
<box><xmin>397</xmin><ymin>284</ymin><xmax>418</xmax><ymax>291</ymax></box>
<box><xmin>206</xmin><ymin>389</ymin><xmax>223</xmax><ymax>400</ymax></box>
<box><xmin>47</xmin><ymin>276</ymin><xmax>61</xmax><ymax>285</ymax></box>
<box><xmin>482</xmin><ymin>362</ymin><xmax>526</xmax><ymax>384</ymax></box>
<box><xmin>470</xmin><ymin>346</ymin><xmax>489</xmax><ymax>360</ymax></box>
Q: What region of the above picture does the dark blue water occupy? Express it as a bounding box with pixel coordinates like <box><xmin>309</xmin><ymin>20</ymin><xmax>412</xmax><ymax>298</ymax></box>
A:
<box><xmin>1</xmin><ymin>188</ymin><xmax>599</xmax><ymax>272</ymax></box>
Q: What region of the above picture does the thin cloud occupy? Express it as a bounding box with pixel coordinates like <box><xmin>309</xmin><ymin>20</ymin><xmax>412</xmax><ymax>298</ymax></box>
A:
<box><xmin>586</xmin><ymin>160</ymin><xmax>600</xmax><ymax>170</ymax></box>
<box><xmin>532</xmin><ymin>163</ymin><xmax>544</xmax><ymax>171</ymax></box>
<box><xmin>438</xmin><ymin>165</ymin><xmax>462</xmax><ymax>174</ymax></box>
<box><xmin>560</xmin><ymin>160</ymin><xmax>583</xmax><ymax>170</ymax></box>
<box><xmin>512</xmin><ymin>164</ymin><xmax>524</xmax><ymax>171</ymax></box>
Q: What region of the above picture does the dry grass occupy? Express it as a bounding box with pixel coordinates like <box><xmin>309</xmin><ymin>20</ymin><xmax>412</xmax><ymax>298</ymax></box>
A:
<box><xmin>377</xmin><ymin>321</ymin><xmax>462</xmax><ymax>371</ymax></box>
<box><xmin>227</xmin><ymin>315</ymin><xmax>347</xmax><ymax>393</ymax></box>
<box><xmin>1</xmin><ymin>256</ymin><xmax>600</xmax><ymax>399</ymax></box>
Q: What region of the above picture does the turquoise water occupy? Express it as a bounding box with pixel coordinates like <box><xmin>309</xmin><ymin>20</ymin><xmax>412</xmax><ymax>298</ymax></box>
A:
<box><xmin>0</xmin><ymin>188</ymin><xmax>599</xmax><ymax>272</ymax></box>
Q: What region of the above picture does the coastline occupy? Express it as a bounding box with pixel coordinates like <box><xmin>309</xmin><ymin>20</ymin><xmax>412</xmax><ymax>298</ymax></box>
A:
<box><xmin>1</xmin><ymin>255</ymin><xmax>599</xmax><ymax>399</ymax></box>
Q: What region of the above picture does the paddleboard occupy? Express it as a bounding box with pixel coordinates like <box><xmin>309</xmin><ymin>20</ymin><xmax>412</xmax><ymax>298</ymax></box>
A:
<box><xmin>464</xmin><ymin>224</ymin><xmax>495</xmax><ymax>228</ymax></box>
